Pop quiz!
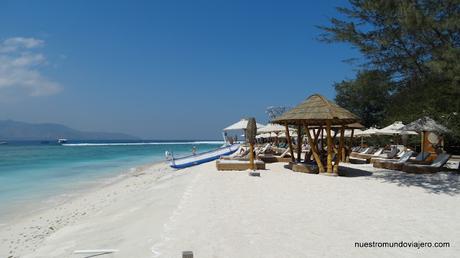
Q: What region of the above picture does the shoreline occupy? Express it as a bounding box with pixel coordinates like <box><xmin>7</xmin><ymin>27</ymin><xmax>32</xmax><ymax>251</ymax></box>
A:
<box><xmin>0</xmin><ymin>160</ymin><xmax>173</xmax><ymax>257</ymax></box>
<box><xmin>0</xmin><ymin>158</ymin><xmax>168</xmax><ymax>225</ymax></box>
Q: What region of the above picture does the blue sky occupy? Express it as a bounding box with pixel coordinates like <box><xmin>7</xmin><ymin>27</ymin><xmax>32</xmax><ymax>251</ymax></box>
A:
<box><xmin>0</xmin><ymin>0</ymin><xmax>358</xmax><ymax>139</ymax></box>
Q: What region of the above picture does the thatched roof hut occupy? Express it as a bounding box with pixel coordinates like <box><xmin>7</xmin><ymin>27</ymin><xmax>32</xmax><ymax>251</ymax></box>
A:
<box><xmin>272</xmin><ymin>94</ymin><xmax>360</xmax><ymax>125</ymax></box>
<box><xmin>402</xmin><ymin>117</ymin><xmax>450</xmax><ymax>134</ymax></box>
<box><xmin>272</xmin><ymin>94</ymin><xmax>360</xmax><ymax>174</ymax></box>
<box><xmin>402</xmin><ymin>117</ymin><xmax>450</xmax><ymax>158</ymax></box>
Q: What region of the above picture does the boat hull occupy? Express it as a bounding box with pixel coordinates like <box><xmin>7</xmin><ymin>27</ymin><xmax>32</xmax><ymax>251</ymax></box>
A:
<box><xmin>170</xmin><ymin>144</ymin><xmax>240</xmax><ymax>169</ymax></box>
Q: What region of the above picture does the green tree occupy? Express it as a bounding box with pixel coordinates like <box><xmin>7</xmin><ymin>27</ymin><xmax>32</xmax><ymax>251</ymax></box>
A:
<box><xmin>334</xmin><ymin>70</ymin><xmax>393</xmax><ymax>128</ymax></box>
<box><xmin>320</xmin><ymin>0</ymin><xmax>460</xmax><ymax>149</ymax></box>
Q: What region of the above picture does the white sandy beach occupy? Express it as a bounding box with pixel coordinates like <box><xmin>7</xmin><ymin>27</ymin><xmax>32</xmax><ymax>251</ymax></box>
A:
<box><xmin>1</xmin><ymin>161</ymin><xmax>459</xmax><ymax>258</ymax></box>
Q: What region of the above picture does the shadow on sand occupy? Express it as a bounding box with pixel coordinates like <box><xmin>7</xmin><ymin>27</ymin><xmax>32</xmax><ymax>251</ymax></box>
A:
<box><xmin>340</xmin><ymin>165</ymin><xmax>460</xmax><ymax>195</ymax></box>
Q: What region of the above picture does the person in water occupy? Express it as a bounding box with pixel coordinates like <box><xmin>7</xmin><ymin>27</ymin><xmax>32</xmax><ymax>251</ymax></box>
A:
<box><xmin>192</xmin><ymin>146</ymin><xmax>197</xmax><ymax>155</ymax></box>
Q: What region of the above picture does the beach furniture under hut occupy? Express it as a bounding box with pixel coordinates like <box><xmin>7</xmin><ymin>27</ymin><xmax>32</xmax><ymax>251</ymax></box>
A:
<box><xmin>402</xmin><ymin>117</ymin><xmax>450</xmax><ymax>162</ymax></box>
<box><xmin>272</xmin><ymin>94</ymin><xmax>360</xmax><ymax>174</ymax></box>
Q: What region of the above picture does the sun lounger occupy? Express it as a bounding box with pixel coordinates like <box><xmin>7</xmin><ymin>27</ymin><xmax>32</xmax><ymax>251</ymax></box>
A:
<box><xmin>406</xmin><ymin>151</ymin><xmax>431</xmax><ymax>164</ymax></box>
<box><xmin>349</xmin><ymin>148</ymin><xmax>384</xmax><ymax>164</ymax></box>
<box><xmin>259</xmin><ymin>148</ymin><xmax>292</xmax><ymax>163</ymax></box>
<box><xmin>350</xmin><ymin>147</ymin><xmax>371</xmax><ymax>158</ymax></box>
<box><xmin>356</xmin><ymin>147</ymin><xmax>383</xmax><ymax>159</ymax></box>
<box><xmin>373</xmin><ymin>151</ymin><xmax>414</xmax><ymax>170</ymax></box>
<box><xmin>220</xmin><ymin>147</ymin><xmax>250</xmax><ymax>160</ymax></box>
<box><xmin>401</xmin><ymin>153</ymin><xmax>451</xmax><ymax>174</ymax></box>
<box><xmin>370</xmin><ymin>147</ymin><xmax>399</xmax><ymax>164</ymax></box>
<box><xmin>216</xmin><ymin>159</ymin><xmax>266</xmax><ymax>171</ymax></box>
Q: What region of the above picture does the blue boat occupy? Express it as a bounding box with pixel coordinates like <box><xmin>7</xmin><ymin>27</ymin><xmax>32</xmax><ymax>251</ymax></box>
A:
<box><xmin>169</xmin><ymin>144</ymin><xmax>240</xmax><ymax>169</ymax></box>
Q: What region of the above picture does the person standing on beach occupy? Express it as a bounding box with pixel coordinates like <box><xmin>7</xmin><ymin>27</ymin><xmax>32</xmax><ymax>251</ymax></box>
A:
<box><xmin>192</xmin><ymin>146</ymin><xmax>197</xmax><ymax>155</ymax></box>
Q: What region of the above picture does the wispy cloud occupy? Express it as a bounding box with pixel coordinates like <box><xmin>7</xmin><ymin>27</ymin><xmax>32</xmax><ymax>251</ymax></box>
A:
<box><xmin>0</xmin><ymin>37</ymin><xmax>61</xmax><ymax>97</ymax></box>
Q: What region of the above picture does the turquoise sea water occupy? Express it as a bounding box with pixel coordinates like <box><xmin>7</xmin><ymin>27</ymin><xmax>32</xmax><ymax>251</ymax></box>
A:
<box><xmin>0</xmin><ymin>140</ymin><xmax>221</xmax><ymax>221</ymax></box>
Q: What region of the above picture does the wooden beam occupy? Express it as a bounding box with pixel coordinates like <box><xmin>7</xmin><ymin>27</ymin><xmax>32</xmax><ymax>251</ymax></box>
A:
<box><xmin>318</xmin><ymin>127</ymin><xmax>324</xmax><ymax>159</ymax></box>
<box><xmin>296</xmin><ymin>124</ymin><xmax>302</xmax><ymax>163</ymax></box>
<box><xmin>321</xmin><ymin>128</ymin><xmax>324</xmax><ymax>152</ymax></box>
<box><xmin>326</xmin><ymin>121</ymin><xmax>333</xmax><ymax>173</ymax></box>
<box><xmin>421</xmin><ymin>131</ymin><xmax>424</xmax><ymax>154</ymax></box>
<box><xmin>347</xmin><ymin>129</ymin><xmax>354</xmax><ymax>162</ymax></box>
<box><xmin>285</xmin><ymin>123</ymin><xmax>295</xmax><ymax>163</ymax></box>
<box><xmin>335</xmin><ymin>125</ymin><xmax>345</xmax><ymax>173</ymax></box>
<box><xmin>305</xmin><ymin>124</ymin><xmax>325</xmax><ymax>172</ymax></box>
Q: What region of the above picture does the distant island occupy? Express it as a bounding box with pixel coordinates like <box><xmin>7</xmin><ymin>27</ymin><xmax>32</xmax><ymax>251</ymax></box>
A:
<box><xmin>0</xmin><ymin>120</ymin><xmax>138</xmax><ymax>141</ymax></box>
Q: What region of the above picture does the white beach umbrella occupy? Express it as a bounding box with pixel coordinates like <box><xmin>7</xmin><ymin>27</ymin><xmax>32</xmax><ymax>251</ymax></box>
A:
<box><xmin>256</xmin><ymin>133</ymin><xmax>273</xmax><ymax>139</ymax></box>
<box><xmin>336</xmin><ymin>129</ymin><xmax>364</xmax><ymax>138</ymax></box>
<box><xmin>278</xmin><ymin>130</ymin><xmax>298</xmax><ymax>138</ymax></box>
<box><xmin>258</xmin><ymin>123</ymin><xmax>286</xmax><ymax>134</ymax></box>
<box><xmin>355</xmin><ymin>127</ymin><xmax>379</xmax><ymax>137</ymax></box>
<box><xmin>376</xmin><ymin>121</ymin><xmax>418</xmax><ymax>135</ymax></box>
<box><xmin>223</xmin><ymin>118</ymin><xmax>265</xmax><ymax>131</ymax></box>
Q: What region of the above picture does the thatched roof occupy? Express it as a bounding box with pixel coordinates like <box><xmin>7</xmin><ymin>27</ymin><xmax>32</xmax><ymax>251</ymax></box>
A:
<box><xmin>402</xmin><ymin>117</ymin><xmax>450</xmax><ymax>133</ymax></box>
<box><xmin>309</xmin><ymin>122</ymin><xmax>365</xmax><ymax>129</ymax></box>
<box><xmin>272</xmin><ymin>94</ymin><xmax>360</xmax><ymax>125</ymax></box>
<box><xmin>345</xmin><ymin>122</ymin><xmax>365</xmax><ymax>129</ymax></box>
<box><xmin>375</xmin><ymin>121</ymin><xmax>418</xmax><ymax>135</ymax></box>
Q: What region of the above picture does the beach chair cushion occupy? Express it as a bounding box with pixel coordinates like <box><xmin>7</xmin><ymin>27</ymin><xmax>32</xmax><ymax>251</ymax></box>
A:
<box><xmin>415</xmin><ymin>152</ymin><xmax>431</xmax><ymax>161</ymax></box>
<box><xmin>402</xmin><ymin>153</ymin><xmax>451</xmax><ymax>174</ymax></box>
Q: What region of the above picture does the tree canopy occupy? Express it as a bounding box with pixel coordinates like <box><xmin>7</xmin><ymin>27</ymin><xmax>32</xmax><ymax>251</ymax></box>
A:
<box><xmin>320</xmin><ymin>0</ymin><xmax>460</xmax><ymax>151</ymax></box>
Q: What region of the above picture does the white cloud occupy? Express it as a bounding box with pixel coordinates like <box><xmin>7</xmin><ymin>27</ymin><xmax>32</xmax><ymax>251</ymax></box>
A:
<box><xmin>0</xmin><ymin>37</ymin><xmax>44</xmax><ymax>53</ymax></box>
<box><xmin>0</xmin><ymin>37</ymin><xmax>61</xmax><ymax>97</ymax></box>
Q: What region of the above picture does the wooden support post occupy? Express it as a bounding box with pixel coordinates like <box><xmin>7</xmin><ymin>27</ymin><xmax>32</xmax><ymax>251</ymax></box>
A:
<box><xmin>305</xmin><ymin>125</ymin><xmax>325</xmax><ymax>172</ymax></box>
<box><xmin>285</xmin><ymin>123</ymin><xmax>295</xmax><ymax>163</ymax></box>
<box><xmin>332</xmin><ymin>129</ymin><xmax>338</xmax><ymax>152</ymax></box>
<box><xmin>334</xmin><ymin>125</ymin><xmax>345</xmax><ymax>173</ymax></box>
<box><xmin>249</xmin><ymin>143</ymin><xmax>255</xmax><ymax>170</ymax></box>
<box><xmin>321</xmin><ymin>128</ymin><xmax>324</xmax><ymax>152</ymax></box>
<box><xmin>314</xmin><ymin>127</ymin><xmax>321</xmax><ymax>146</ymax></box>
<box><xmin>296</xmin><ymin>124</ymin><xmax>302</xmax><ymax>163</ymax></box>
<box><xmin>347</xmin><ymin>129</ymin><xmax>354</xmax><ymax>163</ymax></box>
<box><xmin>421</xmin><ymin>131</ymin><xmax>424</xmax><ymax>154</ymax></box>
<box><xmin>326</xmin><ymin>121</ymin><xmax>333</xmax><ymax>173</ymax></box>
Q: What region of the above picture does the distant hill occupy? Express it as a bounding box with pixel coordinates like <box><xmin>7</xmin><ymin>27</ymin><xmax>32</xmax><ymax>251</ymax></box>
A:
<box><xmin>0</xmin><ymin>120</ymin><xmax>139</xmax><ymax>140</ymax></box>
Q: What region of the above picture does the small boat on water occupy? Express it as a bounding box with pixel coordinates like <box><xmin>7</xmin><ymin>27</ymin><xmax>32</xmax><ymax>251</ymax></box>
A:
<box><xmin>169</xmin><ymin>144</ymin><xmax>240</xmax><ymax>169</ymax></box>
<box><xmin>57</xmin><ymin>138</ymin><xmax>68</xmax><ymax>144</ymax></box>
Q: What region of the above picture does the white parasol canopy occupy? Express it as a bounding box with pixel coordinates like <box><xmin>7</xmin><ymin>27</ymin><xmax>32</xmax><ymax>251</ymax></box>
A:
<box><xmin>258</xmin><ymin>123</ymin><xmax>286</xmax><ymax>134</ymax></box>
<box><xmin>355</xmin><ymin>127</ymin><xmax>379</xmax><ymax>137</ymax></box>
<box><xmin>278</xmin><ymin>130</ymin><xmax>298</xmax><ymax>138</ymax></box>
<box><xmin>223</xmin><ymin>119</ymin><xmax>265</xmax><ymax>131</ymax></box>
<box><xmin>256</xmin><ymin>133</ymin><xmax>273</xmax><ymax>139</ymax></box>
<box><xmin>376</xmin><ymin>121</ymin><xmax>418</xmax><ymax>135</ymax></box>
<box><xmin>336</xmin><ymin>129</ymin><xmax>364</xmax><ymax>138</ymax></box>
